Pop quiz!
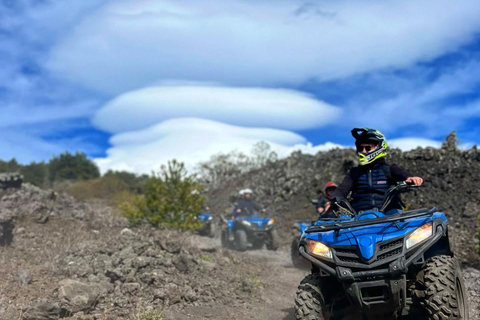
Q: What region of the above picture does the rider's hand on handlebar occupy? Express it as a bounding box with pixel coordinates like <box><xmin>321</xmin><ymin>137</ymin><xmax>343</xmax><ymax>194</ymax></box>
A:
<box><xmin>261</xmin><ymin>208</ymin><xmax>266</xmax><ymax>213</ymax></box>
<box><xmin>236</xmin><ymin>208</ymin><xmax>242</xmax><ymax>213</ymax></box>
<box><xmin>405</xmin><ymin>177</ymin><xmax>423</xmax><ymax>186</ymax></box>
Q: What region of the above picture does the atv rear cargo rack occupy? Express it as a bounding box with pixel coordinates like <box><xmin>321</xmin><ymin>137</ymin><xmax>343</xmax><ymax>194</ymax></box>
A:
<box><xmin>305</xmin><ymin>207</ymin><xmax>436</xmax><ymax>233</ymax></box>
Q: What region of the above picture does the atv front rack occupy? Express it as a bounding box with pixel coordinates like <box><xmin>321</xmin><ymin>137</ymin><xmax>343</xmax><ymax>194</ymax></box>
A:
<box><xmin>305</xmin><ymin>207</ymin><xmax>436</xmax><ymax>233</ymax></box>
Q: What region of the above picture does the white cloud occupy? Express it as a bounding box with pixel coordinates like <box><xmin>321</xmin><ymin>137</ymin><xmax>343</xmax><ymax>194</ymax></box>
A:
<box><xmin>93</xmin><ymin>84</ymin><xmax>341</xmax><ymax>133</ymax></box>
<box><xmin>48</xmin><ymin>0</ymin><xmax>480</xmax><ymax>94</ymax></box>
<box><xmin>389</xmin><ymin>138</ymin><xmax>442</xmax><ymax>151</ymax></box>
<box><xmin>343</xmin><ymin>59</ymin><xmax>480</xmax><ymax>134</ymax></box>
<box><xmin>94</xmin><ymin>117</ymin><xmax>342</xmax><ymax>174</ymax></box>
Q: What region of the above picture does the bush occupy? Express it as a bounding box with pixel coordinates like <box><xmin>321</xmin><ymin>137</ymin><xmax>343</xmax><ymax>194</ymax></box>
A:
<box><xmin>136</xmin><ymin>310</ymin><xmax>163</xmax><ymax>320</ymax></box>
<box><xmin>103</xmin><ymin>170</ymin><xmax>148</xmax><ymax>193</ymax></box>
<box><xmin>121</xmin><ymin>160</ymin><xmax>205</xmax><ymax>230</ymax></box>
<box><xmin>67</xmin><ymin>176</ymin><xmax>130</xmax><ymax>202</ymax></box>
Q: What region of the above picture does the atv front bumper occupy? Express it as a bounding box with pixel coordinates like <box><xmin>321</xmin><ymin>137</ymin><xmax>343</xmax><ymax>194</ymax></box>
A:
<box><xmin>299</xmin><ymin>228</ymin><xmax>443</xmax><ymax>280</ymax></box>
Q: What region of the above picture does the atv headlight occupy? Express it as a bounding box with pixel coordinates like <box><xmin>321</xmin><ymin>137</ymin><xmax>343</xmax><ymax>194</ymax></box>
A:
<box><xmin>267</xmin><ymin>219</ymin><xmax>274</xmax><ymax>225</ymax></box>
<box><xmin>240</xmin><ymin>220</ymin><xmax>251</xmax><ymax>226</ymax></box>
<box><xmin>406</xmin><ymin>222</ymin><xmax>433</xmax><ymax>249</ymax></box>
<box><xmin>207</xmin><ymin>216</ymin><xmax>213</xmax><ymax>220</ymax></box>
<box><xmin>307</xmin><ymin>240</ymin><xmax>332</xmax><ymax>259</ymax></box>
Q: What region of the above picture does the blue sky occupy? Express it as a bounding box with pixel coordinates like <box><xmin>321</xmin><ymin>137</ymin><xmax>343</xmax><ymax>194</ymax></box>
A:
<box><xmin>1</xmin><ymin>0</ymin><xmax>480</xmax><ymax>173</ymax></box>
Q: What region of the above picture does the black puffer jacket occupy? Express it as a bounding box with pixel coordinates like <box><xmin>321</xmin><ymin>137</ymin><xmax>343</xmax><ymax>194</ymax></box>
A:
<box><xmin>233</xmin><ymin>199</ymin><xmax>263</xmax><ymax>217</ymax></box>
<box><xmin>332</xmin><ymin>158</ymin><xmax>411</xmax><ymax>212</ymax></box>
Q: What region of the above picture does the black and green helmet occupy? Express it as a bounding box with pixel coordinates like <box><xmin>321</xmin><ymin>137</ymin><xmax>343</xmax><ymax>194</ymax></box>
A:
<box><xmin>351</xmin><ymin>128</ymin><xmax>388</xmax><ymax>165</ymax></box>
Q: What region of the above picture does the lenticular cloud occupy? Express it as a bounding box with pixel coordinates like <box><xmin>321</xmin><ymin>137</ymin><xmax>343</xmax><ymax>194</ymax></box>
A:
<box><xmin>94</xmin><ymin>117</ymin><xmax>342</xmax><ymax>174</ymax></box>
<box><xmin>93</xmin><ymin>84</ymin><xmax>341</xmax><ymax>133</ymax></box>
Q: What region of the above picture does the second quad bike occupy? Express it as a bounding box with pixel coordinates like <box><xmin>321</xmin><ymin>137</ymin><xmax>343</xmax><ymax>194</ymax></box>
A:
<box><xmin>295</xmin><ymin>182</ymin><xmax>469</xmax><ymax>320</ymax></box>
<box><xmin>291</xmin><ymin>219</ymin><xmax>313</xmax><ymax>269</ymax></box>
<box><xmin>221</xmin><ymin>214</ymin><xmax>279</xmax><ymax>251</ymax></box>
<box><xmin>196</xmin><ymin>212</ymin><xmax>217</xmax><ymax>238</ymax></box>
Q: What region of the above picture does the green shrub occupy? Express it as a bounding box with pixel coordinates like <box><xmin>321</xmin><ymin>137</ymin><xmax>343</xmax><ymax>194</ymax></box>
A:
<box><xmin>136</xmin><ymin>310</ymin><xmax>163</xmax><ymax>320</ymax></box>
<box><xmin>238</xmin><ymin>274</ymin><xmax>264</xmax><ymax>296</ymax></box>
<box><xmin>121</xmin><ymin>160</ymin><xmax>204</xmax><ymax>231</ymax></box>
<box><xmin>200</xmin><ymin>254</ymin><xmax>213</xmax><ymax>262</ymax></box>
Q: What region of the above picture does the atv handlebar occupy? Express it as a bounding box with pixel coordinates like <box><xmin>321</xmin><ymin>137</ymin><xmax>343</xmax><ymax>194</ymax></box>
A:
<box><xmin>328</xmin><ymin>182</ymin><xmax>421</xmax><ymax>217</ymax></box>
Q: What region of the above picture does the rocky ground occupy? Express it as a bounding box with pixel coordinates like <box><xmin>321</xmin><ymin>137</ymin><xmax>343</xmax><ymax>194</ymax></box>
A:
<box><xmin>0</xmin><ymin>207</ymin><xmax>478</xmax><ymax>319</ymax></box>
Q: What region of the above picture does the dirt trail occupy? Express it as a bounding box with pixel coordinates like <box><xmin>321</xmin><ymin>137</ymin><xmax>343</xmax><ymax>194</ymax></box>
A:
<box><xmin>164</xmin><ymin>246</ymin><xmax>306</xmax><ymax>320</ymax></box>
<box><xmin>164</xmin><ymin>234</ymin><xmax>480</xmax><ymax>320</ymax></box>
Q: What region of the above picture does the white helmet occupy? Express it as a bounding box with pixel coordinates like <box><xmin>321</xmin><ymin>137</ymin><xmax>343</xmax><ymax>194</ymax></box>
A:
<box><xmin>239</xmin><ymin>188</ymin><xmax>253</xmax><ymax>196</ymax></box>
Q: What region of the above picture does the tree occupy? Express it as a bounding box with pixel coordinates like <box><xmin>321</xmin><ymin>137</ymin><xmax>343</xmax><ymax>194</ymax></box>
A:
<box><xmin>48</xmin><ymin>152</ymin><xmax>100</xmax><ymax>182</ymax></box>
<box><xmin>196</xmin><ymin>141</ymin><xmax>278</xmax><ymax>186</ymax></box>
<box><xmin>0</xmin><ymin>158</ymin><xmax>21</xmax><ymax>173</ymax></box>
<box><xmin>121</xmin><ymin>160</ymin><xmax>204</xmax><ymax>230</ymax></box>
<box><xmin>21</xmin><ymin>162</ymin><xmax>48</xmax><ymax>187</ymax></box>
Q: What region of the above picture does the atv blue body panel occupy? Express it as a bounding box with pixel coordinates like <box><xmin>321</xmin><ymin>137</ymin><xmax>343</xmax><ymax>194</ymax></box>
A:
<box><xmin>304</xmin><ymin>210</ymin><xmax>447</xmax><ymax>260</ymax></box>
<box><xmin>198</xmin><ymin>213</ymin><xmax>213</xmax><ymax>223</ymax></box>
<box><xmin>293</xmin><ymin>220</ymin><xmax>313</xmax><ymax>235</ymax></box>
<box><xmin>226</xmin><ymin>214</ymin><xmax>273</xmax><ymax>230</ymax></box>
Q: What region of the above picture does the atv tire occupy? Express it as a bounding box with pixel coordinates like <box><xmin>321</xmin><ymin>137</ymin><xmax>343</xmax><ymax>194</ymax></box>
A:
<box><xmin>221</xmin><ymin>229</ymin><xmax>229</xmax><ymax>248</ymax></box>
<box><xmin>295</xmin><ymin>274</ymin><xmax>325</xmax><ymax>320</ymax></box>
<box><xmin>415</xmin><ymin>255</ymin><xmax>469</xmax><ymax>320</ymax></box>
<box><xmin>235</xmin><ymin>230</ymin><xmax>248</xmax><ymax>251</ymax></box>
<box><xmin>266</xmin><ymin>229</ymin><xmax>279</xmax><ymax>251</ymax></box>
<box><xmin>291</xmin><ymin>238</ymin><xmax>309</xmax><ymax>269</ymax></box>
<box><xmin>208</xmin><ymin>222</ymin><xmax>217</xmax><ymax>238</ymax></box>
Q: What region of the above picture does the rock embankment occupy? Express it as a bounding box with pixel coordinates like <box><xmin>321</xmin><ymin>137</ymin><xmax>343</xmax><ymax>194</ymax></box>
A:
<box><xmin>0</xmin><ymin>185</ymin><xmax>265</xmax><ymax>319</ymax></box>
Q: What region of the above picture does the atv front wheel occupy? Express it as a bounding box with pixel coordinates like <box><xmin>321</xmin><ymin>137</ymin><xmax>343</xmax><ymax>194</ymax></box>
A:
<box><xmin>221</xmin><ymin>229</ymin><xmax>229</xmax><ymax>248</ymax></box>
<box><xmin>208</xmin><ymin>222</ymin><xmax>217</xmax><ymax>238</ymax></box>
<box><xmin>266</xmin><ymin>229</ymin><xmax>279</xmax><ymax>251</ymax></box>
<box><xmin>295</xmin><ymin>274</ymin><xmax>325</xmax><ymax>320</ymax></box>
<box><xmin>234</xmin><ymin>229</ymin><xmax>248</xmax><ymax>251</ymax></box>
<box><xmin>415</xmin><ymin>255</ymin><xmax>469</xmax><ymax>320</ymax></box>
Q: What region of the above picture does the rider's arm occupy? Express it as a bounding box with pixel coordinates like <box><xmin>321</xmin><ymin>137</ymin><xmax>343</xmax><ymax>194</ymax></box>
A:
<box><xmin>390</xmin><ymin>165</ymin><xmax>423</xmax><ymax>186</ymax></box>
<box><xmin>253</xmin><ymin>201</ymin><xmax>264</xmax><ymax>212</ymax></box>
<box><xmin>330</xmin><ymin>172</ymin><xmax>353</xmax><ymax>200</ymax></box>
<box><xmin>316</xmin><ymin>195</ymin><xmax>327</xmax><ymax>213</ymax></box>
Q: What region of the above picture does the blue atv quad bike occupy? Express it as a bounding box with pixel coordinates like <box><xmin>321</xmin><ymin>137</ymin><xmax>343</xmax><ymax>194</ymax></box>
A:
<box><xmin>221</xmin><ymin>214</ymin><xmax>279</xmax><ymax>251</ymax></box>
<box><xmin>295</xmin><ymin>183</ymin><xmax>469</xmax><ymax>320</ymax></box>
<box><xmin>196</xmin><ymin>213</ymin><xmax>217</xmax><ymax>238</ymax></box>
<box><xmin>291</xmin><ymin>219</ymin><xmax>314</xmax><ymax>269</ymax></box>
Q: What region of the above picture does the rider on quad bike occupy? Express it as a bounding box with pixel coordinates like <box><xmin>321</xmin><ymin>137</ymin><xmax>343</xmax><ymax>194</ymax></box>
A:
<box><xmin>221</xmin><ymin>189</ymin><xmax>278</xmax><ymax>251</ymax></box>
<box><xmin>232</xmin><ymin>188</ymin><xmax>266</xmax><ymax>218</ymax></box>
<box><xmin>295</xmin><ymin>128</ymin><xmax>468</xmax><ymax>320</ymax></box>
<box><xmin>316</xmin><ymin>182</ymin><xmax>338</xmax><ymax>218</ymax></box>
<box><xmin>292</xmin><ymin>182</ymin><xmax>339</xmax><ymax>268</ymax></box>
<box><xmin>331</xmin><ymin>128</ymin><xmax>423</xmax><ymax>213</ymax></box>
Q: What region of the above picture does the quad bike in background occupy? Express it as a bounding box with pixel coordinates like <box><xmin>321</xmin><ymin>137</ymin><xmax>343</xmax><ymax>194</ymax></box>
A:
<box><xmin>196</xmin><ymin>212</ymin><xmax>217</xmax><ymax>238</ymax></box>
<box><xmin>295</xmin><ymin>182</ymin><xmax>469</xmax><ymax>320</ymax></box>
<box><xmin>291</xmin><ymin>219</ymin><xmax>314</xmax><ymax>269</ymax></box>
<box><xmin>221</xmin><ymin>213</ymin><xmax>279</xmax><ymax>251</ymax></box>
